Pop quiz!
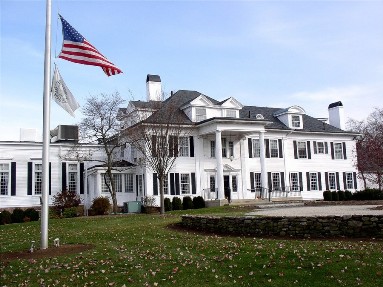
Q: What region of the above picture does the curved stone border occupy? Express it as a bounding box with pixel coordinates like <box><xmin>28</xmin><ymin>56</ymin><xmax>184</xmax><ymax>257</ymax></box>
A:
<box><xmin>181</xmin><ymin>215</ymin><xmax>383</xmax><ymax>238</ymax></box>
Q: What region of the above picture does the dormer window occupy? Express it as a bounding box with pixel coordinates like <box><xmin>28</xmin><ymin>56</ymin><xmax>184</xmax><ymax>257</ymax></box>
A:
<box><xmin>225</xmin><ymin>109</ymin><xmax>236</xmax><ymax>118</ymax></box>
<box><xmin>291</xmin><ymin>115</ymin><xmax>301</xmax><ymax>128</ymax></box>
<box><xmin>196</xmin><ymin>108</ymin><xmax>206</xmax><ymax>121</ymax></box>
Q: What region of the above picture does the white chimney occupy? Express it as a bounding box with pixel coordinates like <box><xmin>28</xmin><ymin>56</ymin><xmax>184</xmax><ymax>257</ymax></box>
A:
<box><xmin>328</xmin><ymin>101</ymin><xmax>345</xmax><ymax>130</ymax></box>
<box><xmin>146</xmin><ymin>74</ymin><xmax>162</xmax><ymax>101</ymax></box>
<box><xmin>20</xmin><ymin>128</ymin><xmax>39</xmax><ymax>142</ymax></box>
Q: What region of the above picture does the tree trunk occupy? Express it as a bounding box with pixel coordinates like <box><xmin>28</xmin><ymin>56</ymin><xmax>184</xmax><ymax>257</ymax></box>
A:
<box><xmin>159</xmin><ymin>176</ymin><xmax>165</xmax><ymax>215</ymax></box>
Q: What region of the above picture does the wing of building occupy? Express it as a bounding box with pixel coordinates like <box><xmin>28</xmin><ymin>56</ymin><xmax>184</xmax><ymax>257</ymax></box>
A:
<box><xmin>0</xmin><ymin>75</ymin><xmax>360</xmax><ymax>210</ymax></box>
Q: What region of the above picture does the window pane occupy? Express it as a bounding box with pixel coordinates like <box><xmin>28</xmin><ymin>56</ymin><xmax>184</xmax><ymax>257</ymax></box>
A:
<box><xmin>317</xmin><ymin>142</ymin><xmax>325</xmax><ymax>154</ymax></box>
<box><xmin>298</xmin><ymin>142</ymin><xmax>307</xmax><ymax>158</ymax></box>
<box><xmin>179</xmin><ymin>137</ymin><xmax>189</xmax><ymax>157</ymax></box>
<box><xmin>210</xmin><ymin>141</ymin><xmax>215</xmax><ymax>158</ymax></box>
<box><xmin>0</xmin><ymin>171</ymin><xmax>9</xmax><ymax>195</ymax></box>
<box><xmin>210</xmin><ymin>175</ymin><xmax>215</xmax><ymax>192</ymax></box>
<box><xmin>221</xmin><ymin>138</ymin><xmax>227</xmax><ymax>157</ymax></box>
<box><xmin>226</xmin><ymin>109</ymin><xmax>236</xmax><ymax>117</ymax></box>
<box><xmin>290</xmin><ymin>172</ymin><xmax>299</xmax><ymax>191</ymax></box>
<box><xmin>252</xmin><ymin>139</ymin><xmax>260</xmax><ymax>157</ymax></box>
<box><xmin>229</xmin><ymin>141</ymin><xmax>234</xmax><ymax>157</ymax></box>
<box><xmin>329</xmin><ymin>173</ymin><xmax>336</xmax><ymax>190</ymax></box>
<box><xmin>196</xmin><ymin>108</ymin><xmax>206</xmax><ymax>121</ymax></box>
<box><xmin>125</xmin><ymin>174</ymin><xmax>134</xmax><ymax>193</ymax></box>
<box><xmin>310</xmin><ymin>173</ymin><xmax>318</xmax><ymax>191</ymax></box>
<box><xmin>346</xmin><ymin>173</ymin><xmax>353</xmax><ymax>189</ymax></box>
<box><xmin>270</xmin><ymin>140</ymin><xmax>279</xmax><ymax>158</ymax></box>
<box><xmin>272</xmin><ymin>173</ymin><xmax>280</xmax><ymax>190</ymax></box>
<box><xmin>254</xmin><ymin>173</ymin><xmax>262</xmax><ymax>192</ymax></box>
<box><xmin>292</xmin><ymin>115</ymin><xmax>301</xmax><ymax>128</ymax></box>
<box><xmin>181</xmin><ymin>174</ymin><xmax>190</xmax><ymax>194</ymax></box>
<box><xmin>35</xmin><ymin>164</ymin><xmax>42</xmax><ymax>195</ymax></box>
<box><xmin>334</xmin><ymin>143</ymin><xmax>343</xmax><ymax>159</ymax></box>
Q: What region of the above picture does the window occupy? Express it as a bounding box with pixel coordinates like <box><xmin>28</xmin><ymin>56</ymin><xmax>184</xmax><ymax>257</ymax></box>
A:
<box><xmin>232</xmin><ymin>175</ymin><xmax>237</xmax><ymax>192</ymax></box>
<box><xmin>317</xmin><ymin>142</ymin><xmax>325</xmax><ymax>154</ymax></box>
<box><xmin>163</xmin><ymin>176</ymin><xmax>169</xmax><ymax>195</ymax></box>
<box><xmin>334</xmin><ymin>143</ymin><xmax>343</xmax><ymax>159</ymax></box>
<box><xmin>196</xmin><ymin>108</ymin><xmax>206</xmax><ymax>121</ymax></box>
<box><xmin>297</xmin><ymin>141</ymin><xmax>307</xmax><ymax>158</ymax></box>
<box><xmin>254</xmin><ymin>173</ymin><xmax>262</xmax><ymax>192</ymax></box>
<box><xmin>68</xmin><ymin>164</ymin><xmax>78</xmax><ymax>193</ymax></box>
<box><xmin>346</xmin><ymin>172</ymin><xmax>354</xmax><ymax>190</ymax></box>
<box><xmin>130</xmin><ymin>145</ymin><xmax>137</xmax><ymax>162</ymax></box>
<box><xmin>34</xmin><ymin>164</ymin><xmax>43</xmax><ymax>195</ymax></box>
<box><xmin>272</xmin><ymin>172</ymin><xmax>281</xmax><ymax>191</ymax></box>
<box><xmin>221</xmin><ymin>138</ymin><xmax>227</xmax><ymax>157</ymax></box>
<box><xmin>102</xmin><ymin>174</ymin><xmax>122</xmax><ymax>193</ymax></box>
<box><xmin>210</xmin><ymin>141</ymin><xmax>215</xmax><ymax>158</ymax></box>
<box><xmin>252</xmin><ymin>139</ymin><xmax>260</xmax><ymax>158</ymax></box>
<box><xmin>228</xmin><ymin>141</ymin><xmax>234</xmax><ymax>158</ymax></box>
<box><xmin>328</xmin><ymin>172</ymin><xmax>336</xmax><ymax>190</ymax></box>
<box><xmin>210</xmin><ymin>175</ymin><xmax>216</xmax><ymax>192</ymax></box>
<box><xmin>310</xmin><ymin>173</ymin><xmax>318</xmax><ymax>191</ymax></box>
<box><xmin>225</xmin><ymin>109</ymin><xmax>236</xmax><ymax>118</ymax></box>
<box><xmin>270</xmin><ymin>139</ymin><xmax>279</xmax><ymax>158</ymax></box>
<box><xmin>0</xmin><ymin>163</ymin><xmax>9</xmax><ymax>195</ymax></box>
<box><xmin>137</xmin><ymin>175</ymin><xmax>143</xmax><ymax>197</ymax></box>
<box><xmin>290</xmin><ymin>172</ymin><xmax>299</xmax><ymax>191</ymax></box>
<box><xmin>180</xmin><ymin>174</ymin><xmax>190</xmax><ymax>194</ymax></box>
<box><xmin>291</xmin><ymin>115</ymin><xmax>301</xmax><ymax>128</ymax></box>
<box><xmin>179</xmin><ymin>137</ymin><xmax>189</xmax><ymax>157</ymax></box>
<box><xmin>125</xmin><ymin>174</ymin><xmax>134</xmax><ymax>193</ymax></box>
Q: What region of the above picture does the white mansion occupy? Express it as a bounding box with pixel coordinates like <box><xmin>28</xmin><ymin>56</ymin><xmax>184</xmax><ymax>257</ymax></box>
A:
<box><xmin>0</xmin><ymin>75</ymin><xmax>360</xmax><ymax>209</ymax></box>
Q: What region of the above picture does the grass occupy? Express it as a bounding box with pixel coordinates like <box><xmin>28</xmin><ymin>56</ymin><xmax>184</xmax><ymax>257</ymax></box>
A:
<box><xmin>1</xmin><ymin>206</ymin><xmax>383</xmax><ymax>287</ymax></box>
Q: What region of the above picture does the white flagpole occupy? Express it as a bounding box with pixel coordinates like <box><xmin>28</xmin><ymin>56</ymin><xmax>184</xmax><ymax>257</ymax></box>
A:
<box><xmin>41</xmin><ymin>0</ymin><xmax>52</xmax><ymax>250</ymax></box>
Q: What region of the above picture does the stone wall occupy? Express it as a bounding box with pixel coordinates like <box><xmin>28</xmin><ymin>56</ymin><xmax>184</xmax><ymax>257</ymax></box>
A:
<box><xmin>181</xmin><ymin>215</ymin><xmax>383</xmax><ymax>238</ymax></box>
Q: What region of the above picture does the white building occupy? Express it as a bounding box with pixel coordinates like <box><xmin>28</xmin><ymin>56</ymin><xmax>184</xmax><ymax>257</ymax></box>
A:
<box><xmin>0</xmin><ymin>75</ymin><xmax>360</xmax><ymax>210</ymax></box>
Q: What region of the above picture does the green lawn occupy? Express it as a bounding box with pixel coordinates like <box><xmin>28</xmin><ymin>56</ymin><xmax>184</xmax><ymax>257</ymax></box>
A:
<box><xmin>1</xmin><ymin>207</ymin><xmax>383</xmax><ymax>287</ymax></box>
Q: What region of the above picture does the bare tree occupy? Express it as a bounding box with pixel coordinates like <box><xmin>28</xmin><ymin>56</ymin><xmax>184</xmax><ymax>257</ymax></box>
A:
<box><xmin>347</xmin><ymin>108</ymin><xmax>383</xmax><ymax>190</ymax></box>
<box><xmin>124</xmin><ymin>97</ymin><xmax>191</xmax><ymax>214</ymax></box>
<box><xmin>79</xmin><ymin>92</ymin><xmax>126</xmax><ymax>213</ymax></box>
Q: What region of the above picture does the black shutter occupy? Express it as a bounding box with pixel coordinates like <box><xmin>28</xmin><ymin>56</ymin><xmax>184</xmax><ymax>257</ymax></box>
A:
<box><xmin>281</xmin><ymin>172</ymin><xmax>285</xmax><ymax>191</ymax></box>
<box><xmin>248</xmin><ymin>138</ymin><xmax>253</xmax><ymax>158</ymax></box>
<box><xmin>170</xmin><ymin>173</ymin><xmax>175</xmax><ymax>195</ymax></box>
<box><xmin>175</xmin><ymin>173</ymin><xmax>180</xmax><ymax>195</ymax></box>
<box><xmin>136</xmin><ymin>175</ymin><xmax>139</xmax><ymax>196</ymax></box>
<box><xmin>79</xmin><ymin>163</ymin><xmax>84</xmax><ymax>195</ymax></box>
<box><xmin>250</xmin><ymin>172</ymin><xmax>255</xmax><ymax>192</ymax></box>
<box><xmin>353</xmin><ymin>172</ymin><xmax>358</xmax><ymax>189</ymax></box>
<box><xmin>49</xmin><ymin>162</ymin><xmax>52</xmax><ymax>195</ymax></box>
<box><xmin>343</xmin><ymin>172</ymin><xmax>347</xmax><ymax>190</ymax></box>
<box><xmin>189</xmin><ymin>136</ymin><xmax>194</xmax><ymax>157</ymax></box>
<box><xmin>325</xmin><ymin>142</ymin><xmax>329</xmax><ymax>154</ymax></box>
<box><xmin>191</xmin><ymin>173</ymin><xmax>196</xmax><ymax>194</ymax></box>
<box><xmin>267</xmin><ymin>172</ymin><xmax>272</xmax><ymax>190</ymax></box>
<box><xmin>299</xmin><ymin>172</ymin><xmax>303</xmax><ymax>191</ymax></box>
<box><xmin>61</xmin><ymin>162</ymin><xmax>67</xmax><ymax>191</ymax></box>
<box><xmin>318</xmin><ymin>172</ymin><xmax>322</xmax><ymax>191</ymax></box>
<box><xmin>151</xmin><ymin>135</ymin><xmax>157</xmax><ymax>157</ymax></box>
<box><xmin>307</xmin><ymin>141</ymin><xmax>311</xmax><ymax>159</ymax></box>
<box><xmin>293</xmin><ymin>141</ymin><xmax>298</xmax><ymax>159</ymax></box>
<box><xmin>306</xmin><ymin>172</ymin><xmax>310</xmax><ymax>191</ymax></box>
<box><xmin>325</xmin><ymin>172</ymin><xmax>329</xmax><ymax>190</ymax></box>
<box><xmin>313</xmin><ymin>141</ymin><xmax>318</xmax><ymax>154</ymax></box>
<box><xmin>265</xmin><ymin>139</ymin><xmax>270</xmax><ymax>158</ymax></box>
<box><xmin>330</xmin><ymin>142</ymin><xmax>335</xmax><ymax>159</ymax></box>
<box><xmin>278</xmin><ymin>139</ymin><xmax>283</xmax><ymax>158</ymax></box>
<box><xmin>168</xmin><ymin>136</ymin><xmax>174</xmax><ymax>157</ymax></box>
<box><xmin>27</xmin><ymin>162</ymin><xmax>33</xmax><ymax>195</ymax></box>
<box><xmin>11</xmin><ymin>162</ymin><xmax>16</xmax><ymax>196</ymax></box>
<box><xmin>153</xmin><ymin>173</ymin><xmax>158</xmax><ymax>195</ymax></box>
<box><xmin>336</xmin><ymin>172</ymin><xmax>340</xmax><ymax>190</ymax></box>
<box><xmin>342</xmin><ymin>142</ymin><xmax>347</xmax><ymax>160</ymax></box>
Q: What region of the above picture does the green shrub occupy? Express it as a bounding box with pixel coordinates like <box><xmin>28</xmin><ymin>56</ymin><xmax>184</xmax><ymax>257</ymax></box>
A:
<box><xmin>338</xmin><ymin>190</ymin><xmax>346</xmax><ymax>201</ymax></box>
<box><xmin>172</xmin><ymin>197</ymin><xmax>182</xmax><ymax>211</ymax></box>
<box><xmin>331</xmin><ymin>191</ymin><xmax>339</xmax><ymax>201</ymax></box>
<box><xmin>164</xmin><ymin>198</ymin><xmax>172</xmax><ymax>212</ymax></box>
<box><xmin>323</xmin><ymin>190</ymin><xmax>332</xmax><ymax>201</ymax></box>
<box><xmin>352</xmin><ymin>189</ymin><xmax>383</xmax><ymax>200</ymax></box>
<box><xmin>0</xmin><ymin>210</ymin><xmax>12</xmax><ymax>225</ymax></box>
<box><xmin>182</xmin><ymin>196</ymin><xmax>194</xmax><ymax>210</ymax></box>
<box><xmin>24</xmin><ymin>208</ymin><xmax>39</xmax><ymax>221</ymax></box>
<box><xmin>193</xmin><ymin>196</ymin><xmax>206</xmax><ymax>209</ymax></box>
<box><xmin>90</xmin><ymin>197</ymin><xmax>111</xmax><ymax>215</ymax></box>
<box><xmin>62</xmin><ymin>207</ymin><xmax>78</xmax><ymax>218</ymax></box>
<box><xmin>345</xmin><ymin>190</ymin><xmax>353</xmax><ymax>200</ymax></box>
<box><xmin>11</xmin><ymin>208</ymin><xmax>25</xmax><ymax>223</ymax></box>
<box><xmin>53</xmin><ymin>189</ymin><xmax>81</xmax><ymax>216</ymax></box>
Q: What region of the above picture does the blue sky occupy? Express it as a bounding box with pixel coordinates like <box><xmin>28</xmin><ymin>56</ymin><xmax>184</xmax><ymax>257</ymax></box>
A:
<box><xmin>1</xmin><ymin>0</ymin><xmax>382</xmax><ymax>141</ymax></box>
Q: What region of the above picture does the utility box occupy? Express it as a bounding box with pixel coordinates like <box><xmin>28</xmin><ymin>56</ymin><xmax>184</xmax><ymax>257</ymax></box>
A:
<box><xmin>123</xmin><ymin>201</ymin><xmax>142</xmax><ymax>213</ymax></box>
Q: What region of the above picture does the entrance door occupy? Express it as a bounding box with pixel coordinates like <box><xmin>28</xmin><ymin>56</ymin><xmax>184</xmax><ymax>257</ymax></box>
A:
<box><xmin>224</xmin><ymin>175</ymin><xmax>231</xmax><ymax>202</ymax></box>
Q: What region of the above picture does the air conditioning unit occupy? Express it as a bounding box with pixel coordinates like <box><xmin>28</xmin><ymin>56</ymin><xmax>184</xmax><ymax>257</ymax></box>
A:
<box><xmin>51</xmin><ymin>125</ymin><xmax>78</xmax><ymax>143</ymax></box>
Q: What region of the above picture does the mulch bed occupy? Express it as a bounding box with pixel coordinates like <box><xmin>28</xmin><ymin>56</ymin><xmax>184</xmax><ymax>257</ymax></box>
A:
<box><xmin>1</xmin><ymin>244</ymin><xmax>94</xmax><ymax>263</ymax></box>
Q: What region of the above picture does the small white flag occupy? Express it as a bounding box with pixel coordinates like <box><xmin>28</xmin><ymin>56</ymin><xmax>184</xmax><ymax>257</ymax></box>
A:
<box><xmin>51</xmin><ymin>67</ymin><xmax>80</xmax><ymax>117</ymax></box>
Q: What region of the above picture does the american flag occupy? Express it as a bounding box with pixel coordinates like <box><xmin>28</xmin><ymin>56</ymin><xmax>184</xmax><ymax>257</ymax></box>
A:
<box><xmin>58</xmin><ymin>15</ymin><xmax>122</xmax><ymax>77</ymax></box>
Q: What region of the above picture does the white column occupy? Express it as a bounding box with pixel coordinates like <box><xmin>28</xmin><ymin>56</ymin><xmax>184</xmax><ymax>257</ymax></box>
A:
<box><xmin>215</xmin><ymin>130</ymin><xmax>225</xmax><ymax>200</ymax></box>
<box><xmin>259</xmin><ymin>131</ymin><xmax>268</xmax><ymax>195</ymax></box>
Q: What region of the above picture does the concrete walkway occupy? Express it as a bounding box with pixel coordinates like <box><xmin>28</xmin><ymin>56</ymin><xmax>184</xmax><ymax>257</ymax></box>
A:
<box><xmin>246</xmin><ymin>204</ymin><xmax>383</xmax><ymax>217</ymax></box>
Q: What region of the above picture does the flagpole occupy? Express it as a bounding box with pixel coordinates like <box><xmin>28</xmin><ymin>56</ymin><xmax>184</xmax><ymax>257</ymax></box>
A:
<box><xmin>41</xmin><ymin>0</ymin><xmax>52</xmax><ymax>250</ymax></box>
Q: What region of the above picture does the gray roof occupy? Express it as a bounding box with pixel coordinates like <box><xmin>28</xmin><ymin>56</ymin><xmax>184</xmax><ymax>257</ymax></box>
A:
<box><xmin>138</xmin><ymin>90</ymin><xmax>348</xmax><ymax>133</ymax></box>
<box><xmin>131</xmin><ymin>100</ymin><xmax>162</xmax><ymax>109</ymax></box>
